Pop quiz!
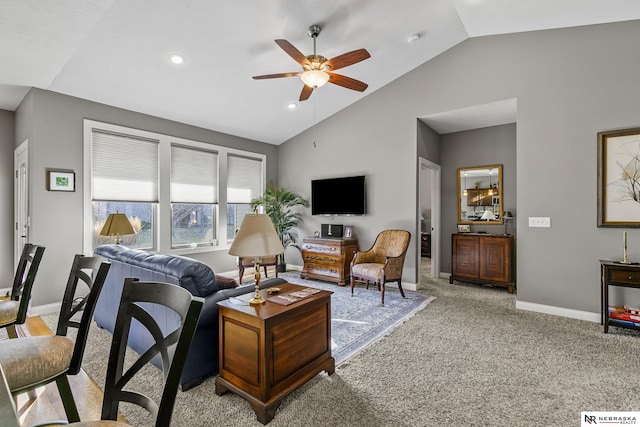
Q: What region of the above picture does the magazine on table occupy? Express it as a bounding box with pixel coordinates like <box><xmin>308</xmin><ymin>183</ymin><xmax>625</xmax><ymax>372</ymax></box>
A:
<box><xmin>268</xmin><ymin>287</ymin><xmax>321</xmax><ymax>306</ymax></box>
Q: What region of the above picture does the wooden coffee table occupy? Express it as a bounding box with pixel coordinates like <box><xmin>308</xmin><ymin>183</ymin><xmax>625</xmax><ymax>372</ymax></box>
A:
<box><xmin>215</xmin><ymin>283</ymin><xmax>335</xmax><ymax>424</ymax></box>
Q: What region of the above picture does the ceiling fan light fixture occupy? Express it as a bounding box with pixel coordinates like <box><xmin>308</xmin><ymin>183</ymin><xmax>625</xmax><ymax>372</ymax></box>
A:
<box><xmin>301</xmin><ymin>70</ymin><xmax>329</xmax><ymax>88</ymax></box>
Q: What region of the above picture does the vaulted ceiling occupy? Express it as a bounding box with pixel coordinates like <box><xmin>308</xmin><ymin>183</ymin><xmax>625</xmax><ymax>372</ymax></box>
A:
<box><xmin>2</xmin><ymin>1</ymin><xmax>640</xmax><ymax>144</ymax></box>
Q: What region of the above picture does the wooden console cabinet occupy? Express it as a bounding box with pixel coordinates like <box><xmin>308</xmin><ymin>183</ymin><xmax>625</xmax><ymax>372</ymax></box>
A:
<box><xmin>300</xmin><ymin>237</ymin><xmax>358</xmax><ymax>286</ymax></box>
<box><xmin>450</xmin><ymin>233</ymin><xmax>514</xmax><ymax>293</ymax></box>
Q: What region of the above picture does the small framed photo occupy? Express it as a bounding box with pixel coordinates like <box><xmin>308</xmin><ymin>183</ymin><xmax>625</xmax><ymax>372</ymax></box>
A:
<box><xmin>457</xmin><ymin>224</ymin><xmax>471</xmax><ymax>233</ymax></box>
<box><xmin>47</xmin><ymin>170</ymin><xmax>75</xmax><ymax>192</ymax></box>
<box><xmin>344</xmin><ymin>226</ymin><xmax>353</xmax><ymax>238</ymax></box>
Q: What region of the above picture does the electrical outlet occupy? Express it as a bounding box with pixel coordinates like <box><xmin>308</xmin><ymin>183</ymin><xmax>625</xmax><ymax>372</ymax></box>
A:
<box><xmin>528</xmin><ymin>217</ymin><xmax>551</xmax><ymax>227</ymax></box>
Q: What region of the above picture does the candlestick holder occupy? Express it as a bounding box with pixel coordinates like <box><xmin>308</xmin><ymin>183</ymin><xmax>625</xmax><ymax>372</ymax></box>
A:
<box><xmin>616</xmin><ymin>246</ymin><xmax>639</xmax><ymax>265</ymax></box>
<box><xmin>622</xmin><ymin>246</ymin><xmax>630</xmax><ymax>264</ymax></box>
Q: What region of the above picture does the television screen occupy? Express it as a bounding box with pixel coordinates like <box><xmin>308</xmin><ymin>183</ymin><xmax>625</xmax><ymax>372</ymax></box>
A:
<box><xmin>311</xmin><ymin>175</ymin><xmax>366</xmax><ymax>215</ymax></box>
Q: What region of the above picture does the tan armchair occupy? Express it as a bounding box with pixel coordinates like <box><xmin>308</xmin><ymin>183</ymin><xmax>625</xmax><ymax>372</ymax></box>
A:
<box><xmin>350</xmin><ymin>230</ymin><xmax>411</xmax><ymax>306</ymax></box>
<box><xmin>238</xmin><ymin>255</ymin><xmax>279</xmax><ymax>283</ymax></box>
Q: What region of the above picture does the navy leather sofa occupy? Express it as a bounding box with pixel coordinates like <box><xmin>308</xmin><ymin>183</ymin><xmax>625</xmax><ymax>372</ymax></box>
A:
<box><xmin>93</xmin><ymin>244</ymin><xmax>285</xmax><ymax>390</ymax></box>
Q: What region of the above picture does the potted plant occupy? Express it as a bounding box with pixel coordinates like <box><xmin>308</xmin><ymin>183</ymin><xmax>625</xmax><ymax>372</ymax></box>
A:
<box><xmin>250</xmin><ymin>184</ymin><xmax>309</xmax><ymax>272</ymax></box>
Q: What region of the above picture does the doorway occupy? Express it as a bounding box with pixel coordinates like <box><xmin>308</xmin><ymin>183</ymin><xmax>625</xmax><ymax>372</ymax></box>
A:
<box><xmin>14</xmin><ymin>140</ymin><xmax>28</xmax><ymax>268</ymax></box>
<box><xmin>418</xmin><ymin>157</ymin><xmax>440</xmax><ymax>285</ymax></box>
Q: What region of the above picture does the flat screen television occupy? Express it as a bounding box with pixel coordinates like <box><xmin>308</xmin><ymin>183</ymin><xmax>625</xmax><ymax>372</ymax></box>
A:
<box><xmin>311</xmin><ymin>175</ymin><xmax>366</xmax><ymax>216</ymax></box>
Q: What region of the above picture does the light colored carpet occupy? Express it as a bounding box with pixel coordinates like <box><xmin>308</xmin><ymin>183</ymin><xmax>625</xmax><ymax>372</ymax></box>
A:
<box><xmin>43</xmin><ymin>275</ymin><xmax>640</xmax><ymax>426</ymax></box>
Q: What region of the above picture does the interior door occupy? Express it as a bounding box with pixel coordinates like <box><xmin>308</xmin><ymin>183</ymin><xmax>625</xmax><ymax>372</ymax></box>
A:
<box><xmin>14</xmin><ymin>140</ymin><xmax>28</xmax><ymax>267</ymax></box>
<box><xmin>419</xmin><ymin>157</ymin><xmax>441</xmax><ymax>281</ymax></box>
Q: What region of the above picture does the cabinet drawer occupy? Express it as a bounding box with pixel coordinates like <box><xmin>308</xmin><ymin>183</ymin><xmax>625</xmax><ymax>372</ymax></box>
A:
<box><xmin>303</xmin><ymin>263</ymin><xmax>340</xmax><ymax>278</ymax></box>
<box><xmin>302</xmin><ymin>253</ymin><xmax>341</xmax><ymax>265</ymax></box>
<box><xmin>609</xmin><ymin>270</ymin><xmax>640</xmax><ymax>285</ymax></box>
<box><xmin>301</xmin><ymin>243</ymin><xmax>340</xmax><ymax>255</ymax></box>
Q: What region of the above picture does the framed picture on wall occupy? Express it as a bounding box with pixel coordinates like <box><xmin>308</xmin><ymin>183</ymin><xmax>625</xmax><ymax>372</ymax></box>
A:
<box><xmin>457</xmin><ymin>224</ymin><xmax>471</xmax><ymax>233</ymax></box>
<box><xmin>598</xmin><ymin>127</ymin><xmax>640</xmax><ymax>227</ymax></box>
<box><xmin>47</xmin><ymin>169</ymin><xmax>75</xmax><ymax>192</ymax></box>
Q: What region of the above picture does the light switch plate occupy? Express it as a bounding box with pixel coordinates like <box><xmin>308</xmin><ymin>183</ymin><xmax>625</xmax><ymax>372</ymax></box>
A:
<box><xmin>528</xmin><ymin>217</ymin><xmax>551</xmax><ymax>227</ymax></box>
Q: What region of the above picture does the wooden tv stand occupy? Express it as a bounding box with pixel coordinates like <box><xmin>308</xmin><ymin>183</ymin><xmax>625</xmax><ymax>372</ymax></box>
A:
<box><xmin>300</xmin><ymin>237</ymin><xmax>358</xmax><ymax>286</ymax></box>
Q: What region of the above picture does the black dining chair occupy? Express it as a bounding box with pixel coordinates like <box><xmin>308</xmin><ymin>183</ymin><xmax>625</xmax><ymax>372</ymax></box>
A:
<box><xmin>0</xmin><ymin>276</ymin><xmax>203</xmax><ymax>427</ymax></box>
<box><xmin>0</xmin><ymin>254</ymin><xmax>110</xmax><ymax>423</ymax></box>
<box><xmin>0</xmin><ymin>244</ymin><xmax>45</xmax><ymax>338</ymax></box>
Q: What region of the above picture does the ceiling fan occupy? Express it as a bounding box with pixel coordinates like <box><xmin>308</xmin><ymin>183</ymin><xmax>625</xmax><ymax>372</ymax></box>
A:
<box><xmin>253</xmin><ymin>24</ymin><xmax>371</xmax><ymax>101</ymax></box>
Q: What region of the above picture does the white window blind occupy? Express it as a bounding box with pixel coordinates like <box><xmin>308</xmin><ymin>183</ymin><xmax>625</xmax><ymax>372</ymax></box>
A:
<box><xmin>92</xmin><ymin>130</ymin><xmax>159</xmax><ymax>202</ymax></box>
<box><xmin>227</xmin><ymin>155</ymin><xmax>262</xmax><ymax>203</ymax></box>
<box><xmin>171</xmin><ymin>145</ymin><xmax>218</xmax><ymax>203</ymax></box>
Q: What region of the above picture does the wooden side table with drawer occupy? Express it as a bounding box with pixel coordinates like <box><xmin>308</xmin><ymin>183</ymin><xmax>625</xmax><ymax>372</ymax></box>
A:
<box><xmin>215</xmin><ymin>283</ymin><xmax>335</xmax><ymax>424</ymax></box>
<box><xmin>600</xmin><ymin>260</ymin><xmax>640</xmax><ymax>333</ymax></box>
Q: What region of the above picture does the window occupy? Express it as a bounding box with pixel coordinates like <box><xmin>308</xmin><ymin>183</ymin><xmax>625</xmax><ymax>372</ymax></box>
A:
<box><xmin>91</xmin><ymin>130</ymin><xmax>159</xmax><ymax>249</ymax></box>
<box><xmin>93</xmin><ymin>201</ymin><xmax>154</xmax><ymax>249</ymax></box>
<box><xmin>170</xmin><ymin>145</ymin><xmax>218</xmax><ymax>248</ymax></box>
<box><xmin>83</xmin><ymin>120</ymin><xmax>266</xmax><ymax>254</ymax></box>
<box><xmin>226</xmin><ymin>154</ymin><xmax>263</xmax><ymax>241</ymax></box>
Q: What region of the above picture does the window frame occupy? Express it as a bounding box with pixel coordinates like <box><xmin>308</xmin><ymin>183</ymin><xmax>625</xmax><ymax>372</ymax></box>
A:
<box><xmin>83</xmin><ymin>119</ymin><xmax>266</xmax><ymax>255</ymax></box>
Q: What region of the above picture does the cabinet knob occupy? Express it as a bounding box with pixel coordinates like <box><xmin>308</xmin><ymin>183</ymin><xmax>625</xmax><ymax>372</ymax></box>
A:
<box><xmin>630</xmin><ymin>276</ymin><xmax>634</xmax><ymax>280</ymax></box>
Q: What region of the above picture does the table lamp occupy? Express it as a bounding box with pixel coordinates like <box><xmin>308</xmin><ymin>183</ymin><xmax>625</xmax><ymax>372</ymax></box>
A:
<box><xmin>480</xmin><ymin>210</ymin><xmax>496</xmax><ymax>221</ymax></box>
<box><xmin>100</xmin><ymin>211</ymin><xmax>136</xmax><ymax>245</ymax></box>
<box><xmin>228</xmin><ymin>213</ymin><xmax>285</xmax><ymax>305</ymax></box>
<box><xmin>503</xmin><ymin>211</ymin><xmax>513</xmax><ymax>235</ymax></box>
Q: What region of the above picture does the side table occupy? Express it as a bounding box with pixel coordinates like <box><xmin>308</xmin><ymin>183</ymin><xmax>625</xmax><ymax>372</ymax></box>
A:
<box><xmin>600</xmin><ymin>260</ymin><xmax>640</xmax><ymax>333</ymax></box>
<box><xmin>215</xmin><ymin>283</ymin><xmax>335</xmax><ymax>424</ymax></box>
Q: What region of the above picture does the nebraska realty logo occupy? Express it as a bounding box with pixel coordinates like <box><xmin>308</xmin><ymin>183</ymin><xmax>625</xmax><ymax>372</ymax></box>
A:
<box><xmin>582</xmin><ymin>412</ymin><xmax>639</xmax><ymax>425</ymax></box>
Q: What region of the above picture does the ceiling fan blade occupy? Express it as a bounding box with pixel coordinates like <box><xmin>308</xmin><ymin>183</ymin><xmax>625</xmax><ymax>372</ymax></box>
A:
<box><xmin>325</xmin><ymin>49</ymin><xmax>370</xmax><ymax>71</ymax></box>
<box><xmin>253</xmin><ymin>72</ymin><xmax>300</xmax><ymax>80</ymax></box>
<box><xmin>275</xmin><ymin>39</ymin><xmax>309</xmax><ymax>67</ymax></box>
<box><xmin>327</xmin><ymin>73</ymin><xmax>368</xmax><ymax>92</ymax></box>
<box><xmin>299</xmin><ymin>85</ymin><xmax>314</xmax><ymax>101</ymax></box>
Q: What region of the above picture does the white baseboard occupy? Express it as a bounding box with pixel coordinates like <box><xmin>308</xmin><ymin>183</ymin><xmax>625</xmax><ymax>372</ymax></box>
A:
<box><xmin>442</xmin><ymin>272</ymin><xmax>599</xmax><ymax>323</ymax></box>
<box><xmin>515</xmin><ymin>300</ymin><xmax>600</xmax><ymax>323</ymax></box>
<box><xmin>30</xmin><ymin>302</ymin><xmax>60</xmax><ymax>317</ymax></box>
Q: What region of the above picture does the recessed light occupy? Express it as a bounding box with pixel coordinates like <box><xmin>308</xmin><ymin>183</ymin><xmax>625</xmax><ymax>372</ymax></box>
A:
<box><xmin>169</xmin><ymin>54</ymin><xmax>184</xmax><ymax>65</ymax></box>
<box><xmin>287</xmin><ymin>103</ymin><xmax>297</xmax><ymax>110</ymax></box>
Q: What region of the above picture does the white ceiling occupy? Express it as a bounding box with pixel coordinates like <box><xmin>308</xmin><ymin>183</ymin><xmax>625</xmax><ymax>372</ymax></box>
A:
<box><xmin>2</xmin><ymin>1</ymin><xmax>640</xmax><ymax>145</ymax></box>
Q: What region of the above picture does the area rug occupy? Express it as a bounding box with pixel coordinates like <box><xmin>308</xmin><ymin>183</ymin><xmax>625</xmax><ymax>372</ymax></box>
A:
<box><xmin>0</xmin><ymin>324</ymin><xmax>27</xmax><ymax>340</ymax></box>
<box><xmin>278</xmin><ymin>272</ymin><xmax>434</xmax><ymax>365</ymax></box>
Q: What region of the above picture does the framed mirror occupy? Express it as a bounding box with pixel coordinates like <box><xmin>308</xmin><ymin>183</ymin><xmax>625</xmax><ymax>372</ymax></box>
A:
<box><xmin>457</xmin><ymin>164</ymin><xmax>503</xmax><ymax>225</ymax></box>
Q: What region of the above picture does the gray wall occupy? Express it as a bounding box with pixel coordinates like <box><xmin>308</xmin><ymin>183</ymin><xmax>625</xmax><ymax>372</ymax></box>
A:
<box><xmin>280</xmin><ymin>20</ymin><xmax>640</xmax><ymax>314</ymax></box>
<box><xmin>417</xmin><ymin>119</ymin><xmax>440</xmax><ymax>163</ymax></box>
<box><xmin>14</xmin><ymin>89</ymin><xmax>279</xmax><ymax>307</ymax></box>
<box><xmin>440</xmin><ymin>124</ymin><xmax>517</xmax><ymax>272</ymax></box>
<box><xmin>0</xmin><ymin>109</ymin><xmax>14</xmax><ymax>282</ymax></box>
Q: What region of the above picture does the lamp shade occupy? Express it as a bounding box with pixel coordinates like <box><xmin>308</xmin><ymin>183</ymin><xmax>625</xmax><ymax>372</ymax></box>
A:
<box><xmin>480</xmin><ymin>210</ymin><xmax>496</xmax><ymax>221</ymax></box>
<box><xmin>100</xmin><ymin>213</ymin><xmax>135</xmax><ymax>237</ymax></box>
<box><xmin>228</xmin><ymin>213</ymin><xmax>285</xmax><ymax>257</ymax></box>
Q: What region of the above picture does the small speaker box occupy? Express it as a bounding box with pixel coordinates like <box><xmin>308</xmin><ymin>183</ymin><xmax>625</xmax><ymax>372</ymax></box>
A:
<box><xmin>321</xmin><ymin>224</ymin><xmax>343</xmax><ymax>238</ymax></box>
